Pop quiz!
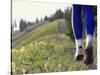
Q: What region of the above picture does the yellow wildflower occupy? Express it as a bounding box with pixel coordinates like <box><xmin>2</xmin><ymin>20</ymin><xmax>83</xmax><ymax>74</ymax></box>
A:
<box><xmin>20</xmin><ymin>46</ymin><xmax>25</xmax><ymax>52</ymax></box>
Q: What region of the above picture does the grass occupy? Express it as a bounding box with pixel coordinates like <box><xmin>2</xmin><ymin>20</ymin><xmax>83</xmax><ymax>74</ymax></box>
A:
<box><xmin>11</xmin><ymin>19</ymin><xmax>97</xmax><ymax>74</ymax></box>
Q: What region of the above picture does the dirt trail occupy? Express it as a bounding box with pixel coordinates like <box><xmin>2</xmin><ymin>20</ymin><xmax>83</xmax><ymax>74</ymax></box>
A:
<box><xmin>64</xmin><ymin>46</ymin><xmax>97</xmax><ymax>70</ymax></box>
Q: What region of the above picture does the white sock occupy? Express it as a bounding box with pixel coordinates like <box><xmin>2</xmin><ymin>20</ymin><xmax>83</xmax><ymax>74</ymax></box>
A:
<box><xmin>86</xmin><ymin>35</ymin><xmax>93</xmax><ymax>48</ymax></box>
<box><xmin>75</xmin><ymin>39</ymin><xmax>82</xmax><ymax>50</ymax></box>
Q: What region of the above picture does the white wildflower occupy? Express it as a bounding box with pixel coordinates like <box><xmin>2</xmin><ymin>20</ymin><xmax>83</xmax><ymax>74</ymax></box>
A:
<box><xmin>12</xmin><ymin>62</ymin><xmax>16</xmax><ymax>73</ymax></box>
<box><xmin>22</xmin><ymin>68</ymin><xmax>26</xmax><ymax>74</ymax></box>
<box><xmin>39</xmin><ymin>41</ymin><xmax>46</xmax><ymax>45</ymax></box>
<box><xmin>44</xmin><ymin>61</ymin><xmax>48</xmax><ymax>68</ymax></box>
<box><xmin>58</xmin><ymin>64</ymin><xmax>61</xmax><ymax>68</ymax></box>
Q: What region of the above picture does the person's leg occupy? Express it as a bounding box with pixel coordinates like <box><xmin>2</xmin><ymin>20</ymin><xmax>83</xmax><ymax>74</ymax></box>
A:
<box><xmin>82</xmin><ymin>5</ymin><xmax>94</xmax><ymax>65</ymax></box>
<box><xmin>72</xmin><ymin>4</ymin><xmax>83</xmax><ymax>61</ymax></box>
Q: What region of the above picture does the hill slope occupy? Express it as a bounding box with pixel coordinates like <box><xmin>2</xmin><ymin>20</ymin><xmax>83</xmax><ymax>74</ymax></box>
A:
<box><xmin>12</xmin><ymin>19</ymin><xmax>97</xmax><ymax>74</ymax></box>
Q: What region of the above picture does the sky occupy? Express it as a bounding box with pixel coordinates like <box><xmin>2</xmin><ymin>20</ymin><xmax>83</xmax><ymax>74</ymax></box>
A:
<box><xmin>12</xmin><ymin>0</ymin><xmax>71</xmax><ymax>22</ymax></box>
<box><xmin>12</xmin><ymin>0</ymin><xmax>97</xmax><ymax>23</ymax></box>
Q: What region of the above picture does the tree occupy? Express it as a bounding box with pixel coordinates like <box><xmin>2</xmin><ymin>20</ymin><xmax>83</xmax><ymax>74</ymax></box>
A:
<box><xmin>48</xmin><ymin>15</ymin><xmax>55</xmax><ymax>22</ymax></box>
<box><xmin>35</xmin><ymin>18</ymin><xmax>39</xmax><ymax>24</ymax></box>
<box><xmin>64</xmin><ymin>7</ymin><xmax>74</xmax><ymax>41</ymax></box>
<box><xmin>48</xmin><ymin>9</ymin><xmax>64</xmax><ymax>22</ymax></box>
<box><xmin>44</xmin><ymin>15</ymin><xmax>48</xmax><ymax>21</ymax></box>
<box><xmin>40</xmin><ymin>18</ymin><xmax>43</xmax><ymax>23</ymax></box>
<box><xmin>54</xmin><ymin>9</ymin><xmax>64</xmax><ymax>19</ymax></box>
<box><xmin>27</xmin><ymin>21</ymin><xmax>34</xmax><ymax>26</ymax></box>
<box><xmin>92</xmin><ymin>6</ymin><xmax>97</xmax><ymax>36</ymax></box>
<box><xmin>19</xmin><ymin>19</ymin><xmax>27</xmax><ymax>32</ymax></box>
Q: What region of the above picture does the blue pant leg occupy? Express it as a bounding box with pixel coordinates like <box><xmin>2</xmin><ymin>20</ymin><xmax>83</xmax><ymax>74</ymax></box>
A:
<box><xmin>72</xmin><ymin>5</ymin><xmax>82</xmax><ymax>39</ymax></box>
<box><xmin>82</xmin><ymin>5</ymin><xmax>94</xmax><ymax>35</ymax></box>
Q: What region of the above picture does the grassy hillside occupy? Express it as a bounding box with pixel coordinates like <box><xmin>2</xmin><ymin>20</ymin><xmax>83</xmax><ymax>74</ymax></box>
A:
<box><xmin>12</xmin><ymin>19</ymin><xmax>97</xmax><ymax>74</ymax></box>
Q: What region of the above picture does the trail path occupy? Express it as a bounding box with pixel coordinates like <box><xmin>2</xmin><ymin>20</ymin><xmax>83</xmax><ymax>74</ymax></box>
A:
<box><xmin>64</xmin><ymin>46</ymin><xmax>97</xmax><ymax>70</ymax></box>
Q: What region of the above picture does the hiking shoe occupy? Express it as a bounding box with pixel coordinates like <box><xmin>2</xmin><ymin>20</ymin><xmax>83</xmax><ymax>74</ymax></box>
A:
<box><xmin>75</xmin><ymin>46</ymin><xmax>84</xmax><ymax>61</ymax></box>
<box><xmin>84</xmin><ymin>47</ymin><xmax>94</xmax><ymax>65</ymax></box>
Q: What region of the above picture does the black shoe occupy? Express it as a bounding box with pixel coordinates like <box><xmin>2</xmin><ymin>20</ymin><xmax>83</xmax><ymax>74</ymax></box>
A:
<box><xmin>84</xmin><ymin>47</ymin><xmax>94</xmax><ymax>65</ymax></box>
<box><xmin>75</xmin><ymin>55</ymin><xmax>84</xmax><ymax>61</ymax></box>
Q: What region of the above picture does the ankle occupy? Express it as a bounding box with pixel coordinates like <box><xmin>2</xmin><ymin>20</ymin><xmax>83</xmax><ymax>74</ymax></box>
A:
<box><xmin>86</xmin><ymin>35</ymin><xmax>93</xmax><ymax>48</ymax></box>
